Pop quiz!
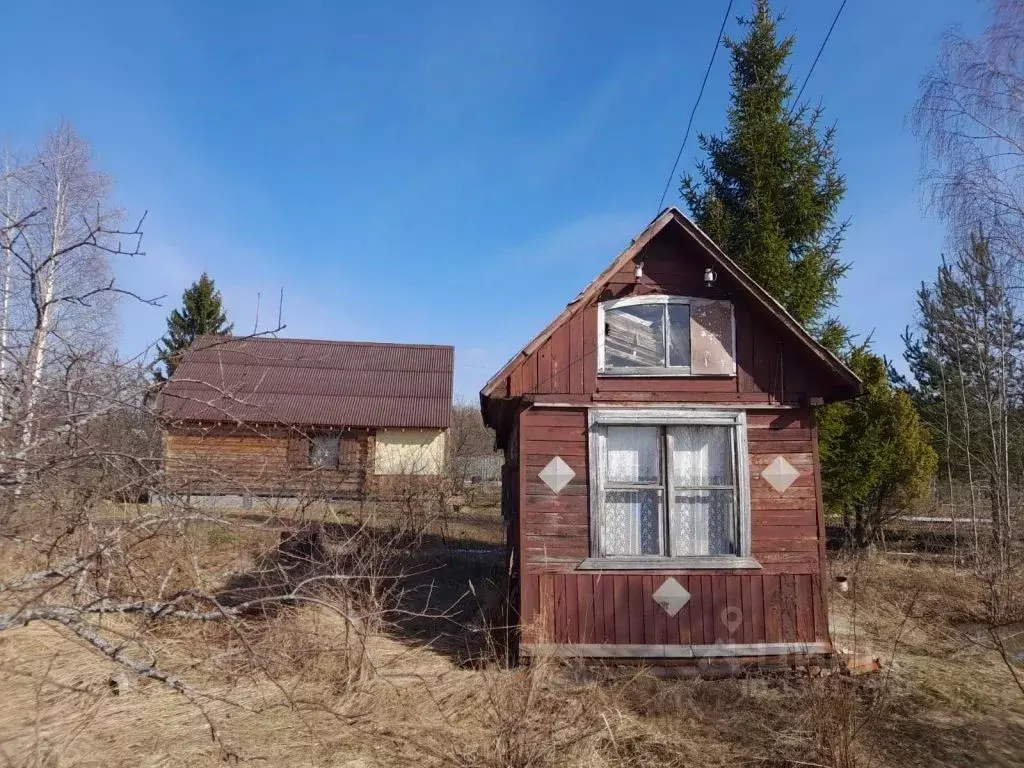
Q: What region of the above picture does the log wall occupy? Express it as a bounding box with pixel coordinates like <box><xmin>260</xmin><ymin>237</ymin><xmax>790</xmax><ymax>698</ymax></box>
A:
<box><xmin>163</xmin><ymin>425</ymin><xmax>372</xmax><ymax>497</ymax></box>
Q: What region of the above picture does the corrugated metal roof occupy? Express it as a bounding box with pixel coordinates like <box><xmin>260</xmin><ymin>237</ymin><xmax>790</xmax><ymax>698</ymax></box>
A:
<box><xmin>159</xmin><ymin>337</ymin><xmax>454</xmax><ymax>429</ymax></box>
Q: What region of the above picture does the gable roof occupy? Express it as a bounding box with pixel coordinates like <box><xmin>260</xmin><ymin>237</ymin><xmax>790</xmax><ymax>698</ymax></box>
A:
<box><xmin>159</xmin><ymin>336</ymin><xmax>454</xmax><ymax>429</ymax></box>
<box><xmin>480</xmin><ymin>207</ymin><xmax>861</xmax><ymax>402</ymax></box>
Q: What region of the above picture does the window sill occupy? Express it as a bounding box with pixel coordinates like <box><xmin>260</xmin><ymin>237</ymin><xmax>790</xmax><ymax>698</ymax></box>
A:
<box><xmin>597</xmin><ymin>370</ymin><xmax>735</xmax><ymax>378</ymax></box>
<box><xmin>577</xmin><ymin>556</ymin><xmax>761</xmax><ymax>571</ymax></box>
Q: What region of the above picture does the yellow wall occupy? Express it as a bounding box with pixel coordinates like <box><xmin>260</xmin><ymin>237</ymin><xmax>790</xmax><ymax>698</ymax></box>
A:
<box><xmin>373</xmin><ymin>429</ymin><xmax>447</xmax><ymax>475</ymax></box>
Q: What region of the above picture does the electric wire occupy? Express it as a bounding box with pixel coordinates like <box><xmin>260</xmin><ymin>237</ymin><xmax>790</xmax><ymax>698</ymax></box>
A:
<box><xmin>655</xmin><ymin>0</ymin><xmax>734</xmax><ymax>214</ymax></box>
<box><xmin>789</xmin><ymin>0</ymin><xmax>848</xmax><ymax>114</ymax></box>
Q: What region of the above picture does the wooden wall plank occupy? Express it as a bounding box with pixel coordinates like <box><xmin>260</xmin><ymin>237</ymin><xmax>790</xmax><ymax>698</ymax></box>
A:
<box><xmin>565</xmin><ymin>575</ymin><xmax>579</xmax><ymax>643</ymax></box>
<box><xmin>600</xmin><ymin>574</ymin><xmax>615</xmax><ymax>644</ymax></box>
<box><xmin>781</xmin><ymin>574</ymin><xmax>797</xmax><ymax>642</ymax></box>
<box><xmin>589</xmin><ymin>575</ymin><xmax>603</xmax><ymax>643</ymax></box>
<box><xmin>764</xmin><ymin>575</ymin><xmax>782</xmax><ymax>643</ymax></box>
<box><xmin>724</xmin><ymin>577</ymin><xmax>741</xmax><ymax>643</ymax></box>
<box><xmin>554</xmin><ymin>576</ymin><xmax>567</xmax><ymax>643</ymax></box>
<box><xmin>795</xmin><ymin>576</ymin><xmax>813</xmax><ymax>643</ymax></box>
<box><xmin>613</xmin><ymin>577</ymin><xmax>630</xmax><ymax>644</ymax></box>
<box><xmin>740</xmin><ymin>577</ymin><xmax>754</xmax><ymax>645</ymax></box>
<box><xmin>541</xmin><ymin>574</ymin><xmax>555</xmax><ymax>641</ymax></box>
<box><xmin>537</xmin><ymin>339</ymin><xmax>553</xmax><ymax>395</ymax></box>
<box><xmin>702</xmin><ymin>576</ymin><xmax>716</xmax><ymax>645</ymax></box>
<box><xmin>583</xmin><ymin>305</ymin><xmax>597</xmax><ymax>394</ymax></box>
<box><xmin>568</xmin><ymin>311</ymin><xmax>584</xmax><ymax>395</ymax></box>
<box><xmin>688</xmin><ymin>573</ymin><xmax>704</xmax><ymax>647</ymax></box>
<box><xmin>749</xmin><ymin>575</ymin><xmax>765</xmax><ymax>644</ymax></box>
<box><xmin>641</xmin><ymin>575</ymin><xmax>656</xmax><ymax>645</ymax></box>
<box><xmin>736</xmin><ymin>304</ymin><xmax>755</xmax><ymax>393</ymax></box>
<box><xmin>628</xmin><ymin>576</ymin><xmax>645</xmax><ymax>644</ymax></box>
<box><xmin>811</xmin><ymin>574</ymin><xmax>828</xmax><ymax>642</ymax></box>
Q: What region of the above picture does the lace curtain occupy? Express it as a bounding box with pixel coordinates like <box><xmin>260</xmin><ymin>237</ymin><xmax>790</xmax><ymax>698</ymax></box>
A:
<box><xmin>599</xmin><ymin>424</ymin><xmax>736</xmax><ymax>557</ymax></box>
<box><xmin>670</xmin><ymin>426</ymin><xmax>734</xmax><ymax>555</ymax></box>
<box><xmin>602</xmin><ymin>426</ymin><xmax>662</xmax><ymax>555</ymax></box>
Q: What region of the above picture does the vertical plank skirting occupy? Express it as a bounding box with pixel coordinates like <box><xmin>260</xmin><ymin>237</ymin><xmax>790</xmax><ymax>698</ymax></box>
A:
<box><xmin>539</xmin><ymin>572</ymin><xmax>821</xmax><ymax>650</ymax></box>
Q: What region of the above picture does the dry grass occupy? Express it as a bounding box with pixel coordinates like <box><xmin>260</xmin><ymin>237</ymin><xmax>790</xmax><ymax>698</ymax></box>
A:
<box><xmin>2</xmin><ymin>509</ymin><xmax>1023</xmax><ymax>767</ymax></box>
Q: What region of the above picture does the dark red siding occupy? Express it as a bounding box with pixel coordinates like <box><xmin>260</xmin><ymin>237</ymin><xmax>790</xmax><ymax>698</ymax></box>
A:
<box><xmin>494</xmin><ymin>222</ymin><xmax>837</xmax><ymax>658</ymax></box>
<box><xmin>499</xmin><ymin>226</ymin><xmax>832</xmax><ymax>405</ymax></box>
<box><xmin>516</xmin><ymin>406</ymin><xmax>829</xmax><ymax>650</ymax></box>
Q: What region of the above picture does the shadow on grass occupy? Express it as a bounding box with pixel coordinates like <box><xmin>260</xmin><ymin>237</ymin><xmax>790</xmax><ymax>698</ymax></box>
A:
<box><xmin>213</xmin><ymin>519</ymin><xmax>511</xmax><ymax>667</ymax></box>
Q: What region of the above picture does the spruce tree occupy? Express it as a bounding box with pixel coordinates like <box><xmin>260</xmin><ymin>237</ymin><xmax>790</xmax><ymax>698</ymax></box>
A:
<box><xmin>818</xmin><ymin>348</ymin><xmax>937</xmax><ymax>548</ymax></box>
<box><xmin>681</xmin><ymin>0</ymin><xmax>848</xmax><ymax>330</ymax></box>
<box><xmin>156</xmin><ymin>273</ymin><xmax>232</xmax><ymax>380</ymax></box>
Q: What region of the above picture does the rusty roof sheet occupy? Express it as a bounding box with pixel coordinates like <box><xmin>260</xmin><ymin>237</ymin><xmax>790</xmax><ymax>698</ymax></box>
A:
<box><xmin>159</xmin><ymin>337</ymin><xmax>454</xmax><ymax>429</ymax></box>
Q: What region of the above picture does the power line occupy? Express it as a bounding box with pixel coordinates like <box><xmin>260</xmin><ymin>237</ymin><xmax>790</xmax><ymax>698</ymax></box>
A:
<box><xmin>790</xmin><ymin>0</ymin><xmax>848</xmax><ymax>114</ymax></box>
<box><xmin>656</xmin><ymin>0</ymin><xmax>734</xmax><ymax>214</ymax></box>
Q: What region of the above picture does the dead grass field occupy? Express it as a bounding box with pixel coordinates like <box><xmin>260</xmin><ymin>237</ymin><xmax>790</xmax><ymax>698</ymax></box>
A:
<box><xmin>2</xmin><ymin>502</ymin><xmax>1023</xmax><ymax>768</ymax></box>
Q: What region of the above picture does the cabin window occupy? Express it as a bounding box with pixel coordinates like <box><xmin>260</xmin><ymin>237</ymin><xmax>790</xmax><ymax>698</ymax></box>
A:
<box><xmin>597</xmin><ymin>296</ymin><xmax>735</xmax><ymax>376</ymax></box>
<box><xmin>309</xmin><ymin>435</ymin><xmax>341</xmax><ymax>468</ymax></box>
<box><xmin>582</xmin><ymin>409</ymin><xmax>757</xmax><ymax>570</ymax></box>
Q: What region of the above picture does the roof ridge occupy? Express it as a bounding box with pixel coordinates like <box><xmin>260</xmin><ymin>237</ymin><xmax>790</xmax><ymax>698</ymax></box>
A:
<box><xmin>197</xmin><ymin>335</ymin><xmax>454</xmax><ymax>351</ymax></box>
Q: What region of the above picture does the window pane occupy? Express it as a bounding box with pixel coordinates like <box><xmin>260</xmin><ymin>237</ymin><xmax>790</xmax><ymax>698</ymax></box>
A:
<box><xmin>604</xmin><ymin>304</ymin><xmax>665</xmax><ymax>368</ymax></box>
<box><xmin>310</xmin><ymin>435</ymin><xmax>340</xmax><ymax>468</ymax></box>
<box><xmin>602</xmin><ymin>489</ymin><xmax>663</xmax><ymax>555</ymax></box>
<box><xmin>671</xmin><ymin>489</ymin><xmax>735</xmax><ymax>556</ymax></box>
<box><xmin>606</xmin><ymin>426</ymin><xmax>661</xmax><ymax>483</ymax></box>
<box><xmin>669</xmin><ymin>425</ymin><xmax>733</xmax><ymax>486</ymax></box>
<box><xmin>691</xmin><ymin>300</ymin><xmax>734</xmax><ymax>375</ymax></box>
<box><xmin>668</xmin><ymin>304</ymin><xmax>691</xmax><ymax>367</ymax></box>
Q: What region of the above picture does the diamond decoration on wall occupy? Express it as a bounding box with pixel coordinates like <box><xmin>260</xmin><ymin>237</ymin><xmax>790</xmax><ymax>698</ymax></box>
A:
<box><xmin>652</xmin><ymin>577</ymin><xmax>691</xmax><ymax>617</ymax></box>
<box><xmin>538</xmin><ymin>456</ymin><xmax>575</xmax><ymax>493</ymax></box>
<box><xmin>761</xmin><ymin>455</ymin><xmax>800</xmax><ymax>494</ymax></box>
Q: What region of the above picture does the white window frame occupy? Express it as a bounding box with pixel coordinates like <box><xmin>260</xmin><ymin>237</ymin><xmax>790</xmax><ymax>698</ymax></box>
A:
<box><xmin>581</xmin><ymin>407</ymin><xmax>758</xmax><ymax>570</ymax></box>
<box><xmin>596</xmin><ymin>295</ymin><xmax>737</xmax><ymax>377</ymax></box>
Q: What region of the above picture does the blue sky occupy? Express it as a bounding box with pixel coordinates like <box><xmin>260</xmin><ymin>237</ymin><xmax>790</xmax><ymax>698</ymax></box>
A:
<box><xmin>1</xmin><ymin>0</ymin><xmax>987</xmax><ymax>398</ymax></box>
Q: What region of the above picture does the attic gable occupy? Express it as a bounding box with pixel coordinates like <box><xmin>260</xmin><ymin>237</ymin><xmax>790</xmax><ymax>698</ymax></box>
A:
<box><xmin>480</xmin><ymin>208</ymin><xmax>860</xmax><ymax>413</ymax></box>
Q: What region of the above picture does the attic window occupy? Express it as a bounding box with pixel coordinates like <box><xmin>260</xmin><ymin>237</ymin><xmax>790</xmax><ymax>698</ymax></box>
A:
<box><xmin>597</xmin><ymin>296</ymin><xmax>735</xmax><ymax>376</ymax></box>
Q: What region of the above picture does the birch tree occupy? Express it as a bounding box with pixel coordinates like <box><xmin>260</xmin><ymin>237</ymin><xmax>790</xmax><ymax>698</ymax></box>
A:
<box><xmin>911</xmin><ymin>1</ymin><xmax>1024</xmax><ymax>595</ymax></box>
<box><xmin>0</xmin><ymin>124</ymin><xmax>146</xmax><ymax>486</ymax></box>
<box><xmin>0</xmin><ymin>151</ymin><xmax>18</xmax><ymax>423</ymax></box>
<box><xmin>912</xmin><ymin>0</ymin><xmax>1024</xmax><ymax>280</ymax></box>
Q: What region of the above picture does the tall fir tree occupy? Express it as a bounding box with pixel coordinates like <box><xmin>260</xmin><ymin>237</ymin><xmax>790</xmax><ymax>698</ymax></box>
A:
<box><xmin>681</xmin><ymin>0</ymin><xmax>848</xmax><ymax>331</ymax></box>
<box><xmin>156</xmin><ymin>273</ymin><xmax>233</xmax><ymax>380</ymax></box>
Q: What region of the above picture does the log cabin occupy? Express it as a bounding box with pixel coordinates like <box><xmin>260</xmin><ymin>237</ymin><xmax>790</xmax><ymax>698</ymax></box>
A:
<box><xmin>480</xmin><ymin>208</ymin><xmax>861</xmax><ymax>664</ymax></box>
<box><xmin>159</xmin><ymin>337</ymin><xmax>453</xmax><ymax>500</ymax></box>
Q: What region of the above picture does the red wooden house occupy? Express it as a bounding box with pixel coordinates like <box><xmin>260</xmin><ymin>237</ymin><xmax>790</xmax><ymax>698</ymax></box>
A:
<box><xmin>480</xmin><ymin>208</ymin><xmax>861</xmax><ymax>663</ymax></box>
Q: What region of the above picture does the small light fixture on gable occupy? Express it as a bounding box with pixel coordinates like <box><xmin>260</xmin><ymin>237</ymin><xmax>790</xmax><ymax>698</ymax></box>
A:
<box><xmin>634</xmin><ymin>260</ymin><xmax>644</xmax><ymax>280</ymax></box>
<box><xmin>704</xmin><ymin>266</ymin><xmax>717</xmax><ymax>288</ymax></box>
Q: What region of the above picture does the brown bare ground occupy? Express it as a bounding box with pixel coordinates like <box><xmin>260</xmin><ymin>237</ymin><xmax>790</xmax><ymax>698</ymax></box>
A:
<box><xmin>2</xmin><ymin>506</ymin><xmax>1023</xmax><ymax>767</ymax></box>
